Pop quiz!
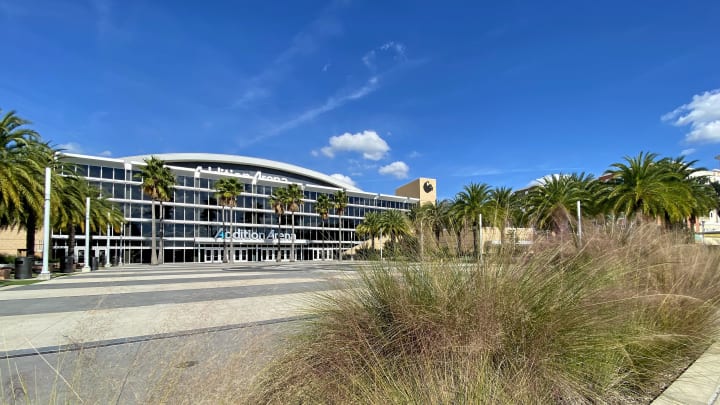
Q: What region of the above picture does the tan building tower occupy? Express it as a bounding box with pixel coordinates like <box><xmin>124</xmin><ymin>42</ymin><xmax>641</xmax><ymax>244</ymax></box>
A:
<box><xmin>395</xmin><ymin>177</ymin><xmax>437</xmax><ymax>205</ymax></box>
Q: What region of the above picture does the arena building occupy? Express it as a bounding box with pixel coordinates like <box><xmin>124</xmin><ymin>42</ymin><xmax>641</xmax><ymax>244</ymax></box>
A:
<box><xmin>49</xmin><ymin>153</ymin><xmax>425</xmax><ymax>264</ymax></box>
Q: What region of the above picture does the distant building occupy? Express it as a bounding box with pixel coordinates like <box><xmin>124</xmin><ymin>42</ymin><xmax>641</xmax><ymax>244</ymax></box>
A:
<box><xmin>2</xmin><ymin>153</ymin><xmax>425</xmax><ymax>263</ymax></box>
<box><xmin>395</xmin><ymin>177</ymin><xmax>437</xmax><ymax>206</ymax></box>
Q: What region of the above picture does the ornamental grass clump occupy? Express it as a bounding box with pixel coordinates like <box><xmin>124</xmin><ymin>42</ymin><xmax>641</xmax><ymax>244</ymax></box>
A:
<box><xmin>248</xmin><ymin>225</ymin><xmax>720</xmax><ymax>404</ymax></box>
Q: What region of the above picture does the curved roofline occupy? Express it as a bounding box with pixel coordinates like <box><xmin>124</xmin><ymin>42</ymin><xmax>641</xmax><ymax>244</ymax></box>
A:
<box><xmin>119</xmin><ymin>153</ymin><xmax>362</xmax><ymax>191</ymax></box>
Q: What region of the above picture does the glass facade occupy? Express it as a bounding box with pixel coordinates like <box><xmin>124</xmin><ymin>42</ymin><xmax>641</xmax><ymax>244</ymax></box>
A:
<box><xmin>51</xmin><ymin>155</ymin><xmax>418</xmax><ymax>264</ymax></box>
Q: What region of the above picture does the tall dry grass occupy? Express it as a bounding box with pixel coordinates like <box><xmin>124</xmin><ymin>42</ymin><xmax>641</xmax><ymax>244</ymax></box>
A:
<box><xmin>248</xmin><ymin>225</ymin><xmax>720</xmax><ymax>404</ymax></box>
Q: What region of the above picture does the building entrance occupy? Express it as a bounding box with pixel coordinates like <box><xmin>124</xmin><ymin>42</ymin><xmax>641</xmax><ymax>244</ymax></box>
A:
<box><xmin>200</xmin><ymin>245</ymin><xmax>291</xmax><ymax>263</ymax></box>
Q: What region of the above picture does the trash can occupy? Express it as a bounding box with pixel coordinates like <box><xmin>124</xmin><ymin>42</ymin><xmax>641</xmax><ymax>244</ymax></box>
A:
<box><xmin>14</xmin><ymin>256</ymin><xmax>33</xmax><ymax>279</ymax></box>
<box><xmin>91</xmin><ymin>257</ymin><xmax>99</xmax><ymax>271</ymax></box>
<box><xmin>63</xmin><ymin>256</ymin><xmax>75</xmax><ymax>273</ymax></box>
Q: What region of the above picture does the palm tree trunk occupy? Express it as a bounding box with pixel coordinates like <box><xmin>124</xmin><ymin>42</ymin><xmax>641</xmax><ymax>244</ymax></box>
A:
<box><xmin>229</xmin><ymin>206</ymin><xmax>235</xmax><ymax>264</ymax></box>
<box><xmin>67</xmin><ymin>224</ymin><xmax>76</xmax><ymax>264</ymax></box>
<box><xmin>291</xmin><ymin>211</ymin><xmax>296</xmax><ymax>261</ymax></box>
<box><xmin>150</xmin><ymin>200</ymin><xmax>158</xmax><ymax>265</ymax></box>
<box><xmin>321</xmin><ymin>219</ymin><xmax>326</xmax><ymax>260</ymax></box>
<box><xmin>456</xmin><ymin>230</ymin><xmax>462</xmax><ymax>256</ymax></box>
<box><xmin>338</xmin><ymin>214</ymin><xmax>343</xmax><ymax>261</ymax></box>
<box><xmin>222</xmin><ymin>205</ymin><xmax>228</xmax><ymax>263</ymax></box>
<box><xmin>472</xmin><ymin>226</ymin><xmax>478</xmax><ymax>258</ymax></box>
<box><xmin>26</xmin><ymin>212</ymin><xmax>37</xmax><ymax>258</ymax></box>
<box><xmin>276</xmin><ymin>215</ymin><xmax>282</xmax><ymax>262</ymax></box>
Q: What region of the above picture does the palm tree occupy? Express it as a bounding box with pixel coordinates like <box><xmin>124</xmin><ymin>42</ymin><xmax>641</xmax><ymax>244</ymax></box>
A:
<box><xmin>657</xmin><ymin>156</ymin><xmax>716</xmax><ymax>229</ymax></box>
<box><xmin>285</xmin><ymin>184</ymin><xmax>304</xmax><ymax>261</ymax></box>
<box><xmin>18</xmin><ymin>141</ymin><xmax>64</xmax><ymax>257</ymax></box>
<box><xmin>380</xmin><ymin>210</ymin><xmax>411</xmax><ymax>252</ymax></box>
<box><xmin>451</xmin><ymin>183</ymin><xmax>491</xmax><ymax>257</ymax></box>
<box><xmin>420</xmin><ymin>200</ymin><xmax>450</xmax><ymax>246</ymax></box>
<box><xmin>215</xmin><ymin>178</ymin><xmax>245</xmax><ymax>263</ymax></box>
<box><xmin>0</xmin><ymin>110</ymin><xmax>42</xmax><ymax>229</ymax></box>
<box><xmin>447</xmin><ymin>197</ymin><xmax>465</xmax><ymax>256</ymax></box>
<box><xmin>269</xmin><ymin>187</ymin><xmax>288</xmax><ymax>262</ymax></box>
<box><xmin>488</xmin><ymin>187</ymin><xmax>514</xmax><ymax>244</ymax></box>
<box><xmin>605</xmin><ymin>152</ymin><xmax>692</xmax><ymax>225</ymax></box>
<box><xmin>135</xmin><ymin>156</ymin><xmax>174</xmax><ymax>265</ymax></box>
<box><xmin>526</xmin><ymin>173</ymin><xmax>594</xmax><ymax>236</ymax></box>
<box><xmin>333</xmin><ymin>190</ymin><xmax>348</xmax><ymax>261</ymax></box>
<box><xmin>357</xmin><ymin>211</ymin><xmax>382</xmax><ymax>251</ymax></box>
<box><xmin>315</xmin><ymin>193</ymin><xmax>332</xmax><ymax>260</ymax></box>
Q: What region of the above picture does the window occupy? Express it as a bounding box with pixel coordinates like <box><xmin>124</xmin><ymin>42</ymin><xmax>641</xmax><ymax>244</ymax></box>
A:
<box><xmin>101</xmin><ymin>167</ymin><xmax>113</xmax><ymax>179</ymax></box>
<box><xmin>114</xmin><ymin>168</ymin><xmax>126</xmax><ymax>181</ymax></box>
<box><xmin>113</xmin><ymin>184</ymin><xmax>124</xmax><ymax>199</ymax></box>
<box><xmin>89</xmin><ymin>165</ymin><xmax>101</xmax><ymax>178</ymax></box>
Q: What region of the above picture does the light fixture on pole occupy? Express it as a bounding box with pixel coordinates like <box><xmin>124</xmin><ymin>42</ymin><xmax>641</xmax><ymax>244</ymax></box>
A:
<box><xmin>82</xmin><ymin>197</ymin><xmax>91</xmax><ymax>272</ymax></box>
<box><xmin>38</xmin><ymin>167</ymin><xmax>52</xmax><ymax>280</ymax></box>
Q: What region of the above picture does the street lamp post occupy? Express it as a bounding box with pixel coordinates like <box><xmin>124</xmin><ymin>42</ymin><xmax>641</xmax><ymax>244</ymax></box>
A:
<box><xmin>478</xmin><ymin>213</ymin><xmax>483</xmax><ymax>262</ymax></box>
<box><xmin>82</xmin><ymin>197</ymin><xmax>91</xmax><ymax>272</ymax></box>
<box><xmin>38</xmin><ymin>167</ymin><xmax>52</xmax><ymax>280</ymax></box>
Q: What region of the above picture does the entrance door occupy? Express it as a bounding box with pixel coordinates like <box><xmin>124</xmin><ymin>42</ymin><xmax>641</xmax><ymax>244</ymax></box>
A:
<box><xmin>233</xmin><ymin>248</ymin><xmax>250</xmax><ymax>262</ymax></box>
<box><xmin>204</xmin><ymin>248</ymin><xmax>224</xmax><ymax>263</ymax></box>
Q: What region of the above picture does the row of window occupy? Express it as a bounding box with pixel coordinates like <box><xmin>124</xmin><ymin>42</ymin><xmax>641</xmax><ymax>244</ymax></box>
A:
<box><xmin>77</xmin><ymin>165</ymin><xmax>414</xmax><ymax>211</ymax></box>
<box><xmin>116</xmin><ymin>222</ymin><xmax>362</xmax><ymax>240</ymax></box>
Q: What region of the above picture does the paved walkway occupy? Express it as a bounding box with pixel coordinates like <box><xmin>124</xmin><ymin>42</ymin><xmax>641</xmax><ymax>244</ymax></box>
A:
<box><xmin>0</xmin><ymin>261</ymin><xmax>359</xmax><ymax>403</ymax></box>
<box><xmin>0</xmin><ymin>261</ymin><xmax>355</xmax><ymax>355</ymax></box>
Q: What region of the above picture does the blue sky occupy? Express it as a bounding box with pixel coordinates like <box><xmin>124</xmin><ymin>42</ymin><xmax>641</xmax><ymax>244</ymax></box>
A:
<box><xmin>2</xmin><ymin>0</ymin><xmax>720</xmax><ymax>199</ymax></box>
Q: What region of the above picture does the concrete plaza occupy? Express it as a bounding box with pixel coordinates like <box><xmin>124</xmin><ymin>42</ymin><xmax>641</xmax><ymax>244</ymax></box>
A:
<box><xmin>0</xmin><ymin>261</ymin><xmax>358</xmax><ymax>403</ymax></box>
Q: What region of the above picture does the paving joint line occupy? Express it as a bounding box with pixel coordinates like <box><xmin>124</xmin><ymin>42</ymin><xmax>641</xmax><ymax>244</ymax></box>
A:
<box><xmin>0</xmin><ymin>315</ymin><xmax>314</xmax><ymax>360</ymax></box>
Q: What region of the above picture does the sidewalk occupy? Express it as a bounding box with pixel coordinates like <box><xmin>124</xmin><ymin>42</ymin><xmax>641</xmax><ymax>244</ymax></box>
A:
<box><xmin>653</xmin><ymin>340</ymin><xmax>720</xmax><ymax>405</ymax></box>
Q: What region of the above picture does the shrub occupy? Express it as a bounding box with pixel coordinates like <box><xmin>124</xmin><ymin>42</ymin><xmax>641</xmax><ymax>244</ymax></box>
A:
<box><xmin>0</xmin><ymin>254</ymin><xmax>17</xmax><ymax>264</ymax></box>
<box><xmin>248</xmin><ymin>225</ymin><xmax>720</xmax><ymax>403</ymax></box>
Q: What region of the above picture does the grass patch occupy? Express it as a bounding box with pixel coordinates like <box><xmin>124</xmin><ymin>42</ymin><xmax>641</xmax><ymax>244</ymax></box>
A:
<box><xmin>0</xmin><ymin>272</ymin><xmax>73</xmax><ymax>287</ymax></box>
<box><xmin>0</xmin><ymin>279</ymin><xmax>44</xmax><ymax>287</ymax></box>
<box><xmin>248</xmin><ymin>225</ymin><xmax>720</xmax><ymax>404</ymax></box>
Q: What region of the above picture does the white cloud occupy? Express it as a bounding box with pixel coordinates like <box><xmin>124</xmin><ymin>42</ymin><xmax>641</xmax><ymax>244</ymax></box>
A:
<box><xmin>680</xmin><ymin>148</ymin><xmax>696</xmax><ymax>156</ymax></box>
<box><xmin>330</xmin><ymin>173</ymin><xmax>356</xmax><ymax>187</ymax></box>
<box><xmin>57</xmin><ymin>143</ymin><xmax>111</xmax><ymax>157</ymax></box>
<box><xmin>267</xmin><ymin>77</ymin><xmax>380</xmax><ymax>137</ymax></box>
<box><xmin>663</xmin><ymin>89</ymin><xmax>720</xmax><ymax>143</ymax></box>
<box><xmin>378</xmin><ymin>161</ymin><xmax>409</xmax><ymax>179</ymax></box>
<box><xmin>57</xmin><ymin>142</ymin><xmax>84</xmax><ymax>154</ymax></box>
<box><xmin>408</xmin><ymin>150</ymin><xmax>422</xmax><ymax>158</ymax></box>
<box><xmin>528</xmin><ymin>173</ymin><xmax>563</xmax><ymax>187</ymax></box>
<box><xmin>363</xmin><ymin>41</ymin><xmax>407</xmax><ymax>71</ymax></box>
<box><xmin>320</xmin><ymin>130</ymin><xmax>390</xmax><ymax>160</ymax></box>
<box><xmin>232</xmin><ymin>87</ymin><xmax>271</xmax><ymax>109</ymax></box>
